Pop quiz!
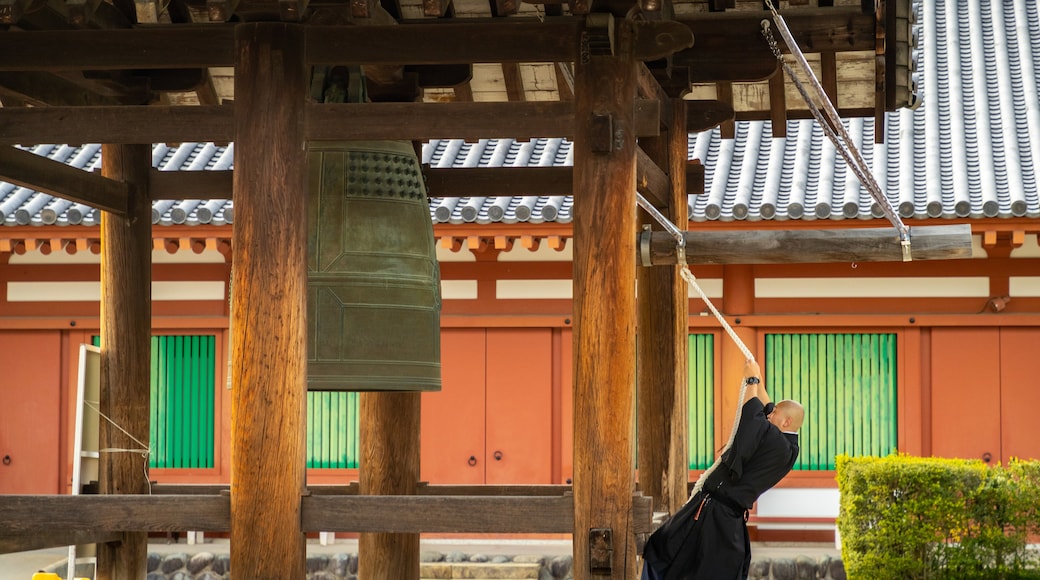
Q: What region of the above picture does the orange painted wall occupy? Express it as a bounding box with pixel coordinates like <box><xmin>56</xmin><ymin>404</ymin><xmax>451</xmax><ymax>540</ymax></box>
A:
<box><xmin>0</xmin><ymin>330</ymin><xmax>62</xmax><ymax>493</ymax></box>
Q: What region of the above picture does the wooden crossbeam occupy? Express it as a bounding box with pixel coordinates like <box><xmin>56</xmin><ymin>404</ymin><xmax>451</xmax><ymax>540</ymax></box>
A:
<box><xmin>0</xmin><ymin>146</ymin><xmax>129</xmax><ymax>214</ymax></box>
<box><xmin>637</xmin><ymin>225</ymin><xmax>974</xmax><ymax>265</ymax></box>
<box><xmin>148</xmin><ymin>158</ymin><xmax>697</xmax><ymax>201</ymax></box>
<box><xmin>0</xmin><ymin>492</ymin><xmax>652</xmax><ymax>551</ymax></box>
<box><xmin>0</xmin><ymin>530</ymin><xmax>121</xmax><ymax>555</ymax></box>
<box><xmin>301</xmin><ymin>494</ymin><xmax>654</xmax><ymax>534</ymax></box>
<box><xmin>0</xmin><ymin>10</ymin><xmax>875</xmax><ymax>72</ymax></box>
<box><xmin>0</xmin><ymin>101</ymin><xmax>660</xmax><ymax>144</ymax></box>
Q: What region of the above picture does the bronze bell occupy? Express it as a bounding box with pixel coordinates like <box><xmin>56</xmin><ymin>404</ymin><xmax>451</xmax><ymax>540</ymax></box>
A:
<box><xmin>306</xmin><ymin>140</ymin><xmax>441</xmax><ymax>392</ymax></box>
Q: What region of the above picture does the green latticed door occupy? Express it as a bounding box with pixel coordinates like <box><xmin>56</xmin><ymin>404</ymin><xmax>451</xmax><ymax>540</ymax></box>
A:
<box><xmin>307</xmin><ymin>391</ymin><xmax>359</xmax><ymax>468</ymax></box>
<box><xmin>149</xmin><ymin>335</ymin><xmax>216</xmax><ymax>469</ymax></box>
<box><xmin>688</xmin><ymin>334</ymin><xmax>715</xmax><ymax>470</ymax></box>
<box><xmin>765</xmin><ymin>333</ymin><xmax>898</xmax><ymax>470</ymax></box>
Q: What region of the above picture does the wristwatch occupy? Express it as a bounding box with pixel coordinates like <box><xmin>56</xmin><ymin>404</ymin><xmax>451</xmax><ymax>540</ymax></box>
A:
<box><xmin>745</xmin><ymin>377</ymin><xmax>761</xmax><ymax>385</ymax></box>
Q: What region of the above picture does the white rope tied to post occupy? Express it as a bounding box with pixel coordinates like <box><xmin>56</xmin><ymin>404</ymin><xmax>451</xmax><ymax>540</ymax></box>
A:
<box><xmin>760</xmin><ymin>0</ymin><xmax>913</xmax><ymax>261</ymax></box>
<box><xmin>636</xmin><ymin>193</ymin><xmax>753</xmax><ymax>500</ymax></box>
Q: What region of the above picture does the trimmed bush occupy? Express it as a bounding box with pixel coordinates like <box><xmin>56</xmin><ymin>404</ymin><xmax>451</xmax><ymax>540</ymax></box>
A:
<box><xmin>836</xmin><ymin>454</ymin><xmax>1040</xmax><ymax>579</ymax></box>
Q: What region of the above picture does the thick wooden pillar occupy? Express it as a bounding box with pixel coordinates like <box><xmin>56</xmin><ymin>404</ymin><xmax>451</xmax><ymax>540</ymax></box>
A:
<box><xmin>230</xmin><ymin>22</ymin><xmax>308</xmax><ymax>577</ymax></box>
<box><xmin>358</xmin><ymin>392</ymin><xmax>421</xmax><ymax>579</ymax></box>
<box><xmin>720</xmin><ymin>265</ymin><xmax>755</xmax><ymax>439</ymax></box>
<box><xmin>572</xmin><ymin>26</ymin><xmax>639</xmax><ymax>580</ymax></box>
<box><xmin>636</xmin><ymin>98</ymin><xmax>690</xmax><ymax>515</ymax></box>
<box><xmin>96</xmin><ymin>144</ymin><xmax>151</xmax><ymax>580</ymax></box>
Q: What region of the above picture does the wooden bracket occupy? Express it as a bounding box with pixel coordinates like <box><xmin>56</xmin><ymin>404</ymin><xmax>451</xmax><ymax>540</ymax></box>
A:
<box><xmin>630</xmin><ymin>19</ymin><xmax>694</xmax><ymax>61</ymax></box>
<box><xmin>589</xmin><ymin>528</ymin><xmax>613</xmax><ymax>574</ymax></box>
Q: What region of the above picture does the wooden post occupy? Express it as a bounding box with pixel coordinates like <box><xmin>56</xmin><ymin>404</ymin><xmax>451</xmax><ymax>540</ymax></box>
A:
<box><xmin>572</xmin><ymin>23</ymin><xmax>639</xmax><ymax>580</ymax></box>
<box><xmin>358</xmin><ymin>392</ymin><xmax>421</xmax><ymax>579</ymax></box>
<box><xmin>96</xmin><ymin>144</ymin><xmax>151</xmax><ymax>580</ymax></box>
<box><xmin>636</xmin><ymin>98</ymin><xmax>690</xmax><ymax>516</ymax></box>
<box><xmin>231</xmin><ymin>22</ymin><xmax>308</xmax><ymax>578</ymax></box>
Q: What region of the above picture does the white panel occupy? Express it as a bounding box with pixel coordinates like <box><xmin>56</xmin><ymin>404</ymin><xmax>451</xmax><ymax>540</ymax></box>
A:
<box><xmin>152</xmin><ymin>281</ymin><xmax>224</xmax><ymax>300</ymax></box>
<box><xmin>441</xmin><ymin>280</ymin><xmax>478</xmax><ymax>300</ymax></box>
<box><xmin>151</xmin><ymin>249</ymin><xmax>227</xmax><ymax>264</ymax></box>
<box><xmin>1010</xmin><ymin>277</ymin><xmax>1040</xmax><ymax>297</ymax></box>
<box><xmin>1010</xmin><ymin>234</ymin><xmax>1040</xmax><ymax>258</ymax></box>
<box><xmin>756</xmin><ymin>488</ymin><xmax>840</xmax><ymax>518</ymax></box>
<box><xmin>686</xmin><ymin>278</ymin><xmax>722</xmax><ymax>299</ymax></box>
<box><xmin>756</xmin><ymin>277</ymin><xmax>989</xmax><ymax>298</ymax></box>
<box><xmin>8</xmin><ymin>251</ymin><xmax>100</xmax><ymax>265</ymax></box>
<box><xmin>8</xmin><ymin>281</ymin><xmax>100</xmax><ymax>301</ymax></box>
<box><xmin>8</xmin><ymin>281</ymin><xmax>224</xmax><ymax>302</ymax></box>
<box><xmin>496</xmin><ymin>279</ymin><xmax>572</xmax><ymax>299</ymax></box>
<box><xmin>498</xmin><ymin>244</ymin><xmax>573</xmax><ymax>262</ymax></box>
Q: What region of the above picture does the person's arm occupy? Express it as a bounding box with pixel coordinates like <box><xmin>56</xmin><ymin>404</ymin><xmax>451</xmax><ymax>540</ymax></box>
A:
<box><xmin>742</xmin><ymin>359</ymin><xmax>771</xmax><ymax>406</ymax></box>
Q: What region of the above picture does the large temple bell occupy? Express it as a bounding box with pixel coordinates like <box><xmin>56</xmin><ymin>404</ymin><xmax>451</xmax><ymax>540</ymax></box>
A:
<box><xmin>305</xmin><ymin>140</ymin><xmax>441</xmax><ymax>392</ymax></box>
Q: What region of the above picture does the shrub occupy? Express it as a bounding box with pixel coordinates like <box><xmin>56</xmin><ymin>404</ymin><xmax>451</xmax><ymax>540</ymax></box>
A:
<box><xmin>836</xmin><ymin>454</ymin><xmax>1040</xmax><ymax>579</ymax></box>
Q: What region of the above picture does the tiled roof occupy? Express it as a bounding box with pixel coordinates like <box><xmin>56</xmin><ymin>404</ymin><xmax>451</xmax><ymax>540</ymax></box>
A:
<box><xmin>3</xmin><ymin>0</ymin><xmax>1039</xmax><ymax>229</ymax></box>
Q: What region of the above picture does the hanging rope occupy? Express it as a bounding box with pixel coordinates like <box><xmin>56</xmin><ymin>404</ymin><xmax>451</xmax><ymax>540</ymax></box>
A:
<box><xmin>760</xmin><ymin>0</ymin><xmax>913</xmax><ymax>261</ymax></box>
<box><xmin>636</xmin><ymin>194</ymin><xmax>752</xmax><ymax>500</ymax></box>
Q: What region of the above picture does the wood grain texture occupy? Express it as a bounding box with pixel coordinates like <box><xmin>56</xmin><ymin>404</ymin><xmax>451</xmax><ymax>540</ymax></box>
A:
<box><xmin>572</xmin><ymin>21</ymin><xmax>639</xmax><ymax>580</ymax></box>
<box><xmin>230</xmin><ymin>22</ymin><xmax>308</xmax><ymax>578</ymax></box>
<box><xmin>98</xmin><ymin>143</ymin><xmax>152</xmax><ymax>580</ymax></box>
<box><xmin>0</xmin><ymin>145</ymin><xmax>128</xmax><ymax>213</ymax></box>
<box><xmin>636</xmin><ymin>98</ymin><xmax>690</xmax><ymax>517</ymax></box>
<box><xmin>640</xmin><ymin>225</ymin><xmax>974</xmax><ymax>265</ymax></box>
<box><xmin>359</xmin><ymin>392</ymin><xmax>421</xmax><ymax>579</ymax></box>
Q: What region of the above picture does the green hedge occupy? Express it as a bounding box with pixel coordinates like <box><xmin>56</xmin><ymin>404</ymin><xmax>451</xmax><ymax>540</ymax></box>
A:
<box><xmin>836</xmin><ymin>455</ymin><xmax>1040</xmax><ymax>579</ymax></box>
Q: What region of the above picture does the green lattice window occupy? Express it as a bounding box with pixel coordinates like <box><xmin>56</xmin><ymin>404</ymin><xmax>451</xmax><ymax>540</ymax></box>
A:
<box><xmin>765</xmin><ymin>333</ymin><xmax>898</xmax><ymax>470</ymax></box>
<box><xmin>688</xmin><ymin>334</ymin><xmax>715</xmax><ymax>470</ymax></box>
<box><xmin>307</xmin><ymin>391</ymin><xmax>359</xmax><ymax>469</ymax></box>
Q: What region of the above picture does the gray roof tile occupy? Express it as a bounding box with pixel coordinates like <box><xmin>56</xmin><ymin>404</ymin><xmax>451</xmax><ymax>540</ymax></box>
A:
<box><xmin>3</xmin><ymin>0</ymin><xmax>1039</xmax><ymax>229</ymax></box>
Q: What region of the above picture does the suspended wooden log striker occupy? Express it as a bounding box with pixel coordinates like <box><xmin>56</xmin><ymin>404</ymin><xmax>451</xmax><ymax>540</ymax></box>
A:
<box><xmin>306</xmin><ymin>140</ymin><xmax>441</xmax><ymax>392</ymax></box>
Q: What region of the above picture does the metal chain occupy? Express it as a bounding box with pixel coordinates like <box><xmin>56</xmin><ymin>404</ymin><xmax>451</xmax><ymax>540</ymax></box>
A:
<box><xmin>760</xmin><ymin>1</ymin><xmax>911</xmax><ymax>251</ymax></box>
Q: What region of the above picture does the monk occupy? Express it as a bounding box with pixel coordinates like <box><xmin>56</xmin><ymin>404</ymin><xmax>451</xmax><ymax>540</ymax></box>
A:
<box><xmin>641</xmin><ymin>359</ymin><xmax>804</xmax><ymax>580</ymax></box>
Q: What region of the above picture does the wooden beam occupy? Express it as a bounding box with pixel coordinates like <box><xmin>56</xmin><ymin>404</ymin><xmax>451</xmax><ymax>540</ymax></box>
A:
<box><xmin>150</xmin><ymin>168</ymin><xmax>234</xmax><ymax>199</ymax></box>
<box><xmin>0</xmin><ymin>146</ymin><xmax>129</xmax><ymax>214</ymax></box>
<box><xmin>675</xmin><ymin>9</ymin><xmax>877</xmax><ymax>82</ymax></box>
<box><xmin>0</xmin><ymin>530</ymin><xmax>121</xmax><ymax>555</ymax></box>
<box><xmin>301</xmin><ymin>495</ymin><xmax>654</xmax><ymax>534</ymax></box>
<box><xmin>0</xmin><ymin>495</ymin><xmax>231</xmax><ymax>537</ymax></box>
<box><xmin>0</xmin><ymin>100</ymin><xmax>661</xmax><ymax>144</ymax></box>
<box><xmin>149</xmin><ymin>162</ymin><xmax>701</xmax><ymax>199</ymax></box>
<box><xmin>638</xmin><ymin>225</ymin><xmax>975</xmax><ymax>265</ymax></box>
<box><xmin>572</xmin><ymin>20</ymin><xmax>639</xmax><ymax>579</ymax></box>
<box><xmin>0</xmin><ymin>105</ymin><xmax>235</xmax><ymax>145</ymax></box>
<box><xmin>98</xmin><ymin>143</ymin><xmax>152</xmax><ymax>579</ymax></box>
<box><xmin>155</xmin><ymin>483</ymin><xmax>577</xmax><ymax>496</ymax></box>
<box><xmin>230</xmin><ymin>22</ymin><xmax>308</xmax><ymax>578</ymax></box>
<box><xmin>305</xmin><ymin>101</ymin><xmax>662</xmax><ymax>141</ymax></box>
<box><xmin>636</xmin><ymin>146</ymin><xmax>670</xmax><ymax>209</ymax></box>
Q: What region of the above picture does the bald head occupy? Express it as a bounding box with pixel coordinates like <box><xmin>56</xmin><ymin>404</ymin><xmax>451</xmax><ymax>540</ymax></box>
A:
<box><xmin>767</xmin><ymin>400</ymin><xmax>804</xmax><ymax>432</ymax></box>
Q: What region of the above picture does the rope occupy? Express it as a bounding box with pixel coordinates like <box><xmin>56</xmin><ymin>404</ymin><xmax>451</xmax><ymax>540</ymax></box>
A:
<box><xmin>636</xmin><ymin>193</ymin><xmax>752</xmax><ymax>500</ymax></box>
<box><xmin>84</xmin><ymin>399</ymin><xmax>153</xmax><ymax>494</ymax></box>
<box><xmin>760</xmin><ymin>0</ymin><xmax>913</xmax><ymax>260</ymax></box>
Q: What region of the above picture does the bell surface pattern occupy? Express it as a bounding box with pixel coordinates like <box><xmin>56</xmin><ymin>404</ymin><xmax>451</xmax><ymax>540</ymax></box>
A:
<box><xmin>307</xmin><ymin>140</ymin><xmax>441</xmax><ymax>392</ymax></box>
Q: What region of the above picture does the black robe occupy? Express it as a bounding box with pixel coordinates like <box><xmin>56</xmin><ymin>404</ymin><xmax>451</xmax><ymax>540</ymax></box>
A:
<box><xmin>642</xmin><ymin>397</ymin><xmax>799</xmax><ymax>580</ymax></box>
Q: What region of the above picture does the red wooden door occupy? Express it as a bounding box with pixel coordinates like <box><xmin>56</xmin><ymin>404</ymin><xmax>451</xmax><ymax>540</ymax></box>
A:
<box><xmin>421</xmin><ymin>328</ymin><xmax>486</xmax><ymax>484</ymax></box>
<box><xmin>1000</xmin><ymin>328</ymin><xmax>1040</xmax><ymax>463</ymax></box>
<box><xmin>930</xmin><ymin>328</ymin><xmax>1001</xmax><ymax>463</ymax></box>
<box><xmin>421</xmin><ymin>328</ymin><xmax>555</xmax><ymax>484</ymax></box>
<box><xmin>0</xmin><ymin>331</ymin><xmax>62</xmax><ymax>493</ymax></box>
<box><xmin>485</xmin><ymin>328</ymin><xmax>552</xmax><ymax>484</ymax></box>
